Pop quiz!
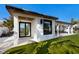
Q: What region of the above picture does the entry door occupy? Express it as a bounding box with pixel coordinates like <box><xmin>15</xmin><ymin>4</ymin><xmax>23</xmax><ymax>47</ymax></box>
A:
<box><xmin>19</xmin><ymin>22</ymin><xmax>31</xmax><ymax>37</ymax></box>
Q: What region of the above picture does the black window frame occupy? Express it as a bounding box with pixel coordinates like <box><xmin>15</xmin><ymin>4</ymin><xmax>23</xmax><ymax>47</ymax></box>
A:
<box><xmin>43</xmin><ymin>19</ymin><xmax>52</xmax><ymax>35</ymax></box>
<box><xmin>19</xmin><ymin>22</ymin><xmax>31</xmax><ymax>37</ymax></box>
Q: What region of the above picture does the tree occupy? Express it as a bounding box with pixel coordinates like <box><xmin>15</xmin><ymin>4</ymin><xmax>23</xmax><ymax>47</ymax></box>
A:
<box><xmin>3</xmin><ymin>17</ymin><xmax>14</xmax><ymax>32</ymax></box>
<box><xmin>71</xmin><ymin>18</ymin><xmax>79</xmax><ymax>25</ymax></box>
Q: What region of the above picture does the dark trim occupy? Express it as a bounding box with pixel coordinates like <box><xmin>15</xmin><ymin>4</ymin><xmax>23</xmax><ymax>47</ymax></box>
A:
<box><xmin>40</xmin><ymin>19</ymin><xmax>43</xmax><ymax>24</ymax></box>
<box><xmin>19</xmin><ymin>22</ymin><xmax>31</xmax><ymax>37</ymax></box>
<box><xmin>56</xmin><ymin>21</ymin><xmax>71</xmax><ymax>25</ymax></box>
<box><xmin>43</xmin><ymin>19</ymin><xmax>52</xmax><ymax>35</ymax></box>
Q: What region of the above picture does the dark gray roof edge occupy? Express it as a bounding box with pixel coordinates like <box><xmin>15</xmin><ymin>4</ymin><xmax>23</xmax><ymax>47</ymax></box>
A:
<box><xmin>6</xmin><ymin>5</ymin><xmax>58</xmax><ymax>20</ymax></box>
<box><xmin>56</xmin><ymin>20</ymin><xmax>71</xmax><ymax>24</ymax></box>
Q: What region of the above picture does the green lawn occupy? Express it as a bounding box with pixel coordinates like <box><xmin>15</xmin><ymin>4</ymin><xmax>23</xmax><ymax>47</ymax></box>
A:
<box><xmin>4</xmin><ymin>34</ymin><xmax>79</xmax><ymax>54</ymax></box>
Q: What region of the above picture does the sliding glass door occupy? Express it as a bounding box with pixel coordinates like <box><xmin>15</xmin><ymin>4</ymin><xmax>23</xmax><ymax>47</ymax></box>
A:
<box><xmin>25</xmin><ymin>23</ymin><xmax>31</xmax><ymax>36</ymax></box>
<box><xmin>19</xmin><ymin>22</ymin><xmax>31</xmax><ymax>37</ymax></box>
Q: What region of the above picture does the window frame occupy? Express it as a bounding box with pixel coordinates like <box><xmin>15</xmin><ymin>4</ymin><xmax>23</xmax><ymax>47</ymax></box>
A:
<box><xmin>43</xmin><ymin>19</ymin><xmax>52</xmax><ymax>35</ymax></box>
<box><xmin>19</xmin><ymin>22</ymin><xmax>31</xmax><ymax>37</ymax></box>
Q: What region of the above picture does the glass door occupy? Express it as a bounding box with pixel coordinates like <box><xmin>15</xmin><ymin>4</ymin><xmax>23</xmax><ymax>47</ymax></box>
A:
<box><xmin>25</xmin><ymin>23</ymin><xmax>31</xmax><ymax>36</ymax></box>
<box><xmin>19</xmin><ymin>22</ymin><xmax>31</xmax><ymax>37</ymax></box>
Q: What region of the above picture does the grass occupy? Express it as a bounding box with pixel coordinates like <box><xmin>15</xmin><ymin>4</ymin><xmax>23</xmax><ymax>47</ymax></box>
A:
<box><xmin>4</xmin><ymin>34</ymin><xmax>79</xmax><ymax>54</ymax></box>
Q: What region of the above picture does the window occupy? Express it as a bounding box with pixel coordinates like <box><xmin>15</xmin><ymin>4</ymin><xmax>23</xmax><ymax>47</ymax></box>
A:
<box><xmin>43</xmin><ymin>20</ymin><xmax>52</xmax><ymax>35</ymax></box>
<box><xmin>19</xmin><ymin>22</ymin><xmax>31</xmax><ymax>37</ymax></box>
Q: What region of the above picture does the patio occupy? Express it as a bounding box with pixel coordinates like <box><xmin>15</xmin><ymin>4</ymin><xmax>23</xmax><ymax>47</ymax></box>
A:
<box><xmin>0</xmin><ymin>35</ymin><xmax>34</xmax><ymax>53</ymax></box>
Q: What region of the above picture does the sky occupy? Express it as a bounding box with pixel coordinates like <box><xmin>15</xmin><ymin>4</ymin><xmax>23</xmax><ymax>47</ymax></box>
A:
<box><xmin>0</xmin><ymin>4</ymin><xmax>79</xmax><ymax>22</ymax></box>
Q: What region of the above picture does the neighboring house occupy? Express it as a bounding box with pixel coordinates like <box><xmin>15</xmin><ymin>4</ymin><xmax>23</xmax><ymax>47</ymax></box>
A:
<box><xmin>73</xmin><ymin>23</ymin><xmax>79</xmax><ymax>33</ymax></box>
<box><xmin>5</xmin><ymin>5</ymin><xmax>74</xmax><ymax>46</ymax></box>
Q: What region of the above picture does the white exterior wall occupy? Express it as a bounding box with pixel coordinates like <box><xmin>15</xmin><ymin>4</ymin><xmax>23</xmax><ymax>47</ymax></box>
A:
<box><xmin>13</xmin><ymin>13</ymin><xmax>56</xmax><ymax>44</ymax></box>
<box><xmin>18</xmin><ymin>18</ymin><xmax>39</xmax><ymax>42</ymax></box>
<box><xmin>36</xmin><ymin>18</ymin><xmax>56</xmax><ymax>42</ymax></box>
<box><xmin>13</xmin><ymin>14</ymin><xmax>19</xmax><ymax>45</ymax></box>
<box><xmin>18</xmin><ymin>17</ymin><xmax>56</xmax><ymax>42</ymax></box>
<box><xmin>31</xmin><ymin>17</ymin><xmax>39</xmax><ymax>42</ymax></box>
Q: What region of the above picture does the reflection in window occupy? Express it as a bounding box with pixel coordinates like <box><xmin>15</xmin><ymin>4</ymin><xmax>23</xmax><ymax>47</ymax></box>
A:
<box><xmin>25</xmin><ymin>24</ymin><xmax>31</xmax><ymax>36</ymax></box>
<box><xmin>43</xmin><ymin>20</ymin><xmax>52</xmax><ymax>35</ymax></box>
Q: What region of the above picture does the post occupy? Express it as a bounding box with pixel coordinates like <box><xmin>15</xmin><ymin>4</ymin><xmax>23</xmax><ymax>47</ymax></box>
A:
<box><xmin>52</xmin><ymin>21</ymin><xmax>56</xmax><ymax>36</ymax></box>
<box><xmin>57</xmin><ymin>25</ymin><xmax>60</xmax><ymax>36</ymax></box>
<box><xmin>71</xmin><ymin>26</ymin><xmax>74</xmax><ymax>34</ymax></box>
<box><xmin>67</xmin><ymin>26</ymin><xmax>69</xmax><ymax>34</ymax></box>
<box><xmin>13</xmin><ymin>14</ymin><xmax>19</xmax><ymax>46</ymax></box>
<box><xmin>68</xmin><ymin>25</ymin><xmax>70</xmax><ymax>34</ymax></box>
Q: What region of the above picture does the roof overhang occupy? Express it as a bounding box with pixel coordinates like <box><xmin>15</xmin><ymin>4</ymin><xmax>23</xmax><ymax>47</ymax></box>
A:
<box><xmin>56</xmin><ymin>20</ymin><xmax>72</xmax><ymax>25</ymax></box>
<box><xmin>6</xmin><ymin>5</ymin><xmax>58</xmax><ymax>20</ymax></box>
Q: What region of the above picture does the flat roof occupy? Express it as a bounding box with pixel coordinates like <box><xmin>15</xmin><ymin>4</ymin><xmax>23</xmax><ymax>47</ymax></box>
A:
<box><xmin>6</xmin><ymin>5</ymin><xmax>58</xmax><ymax>20</ymax></box>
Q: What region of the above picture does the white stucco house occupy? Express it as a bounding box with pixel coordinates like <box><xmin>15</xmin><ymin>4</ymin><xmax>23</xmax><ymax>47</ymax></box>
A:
<box><xmin>6</xmin><ymin>5</ymin><xmax>59</xmax><ymax>46</ymax></box>
<box><xmin>0</xmin><ymin>5</ymin><xmax>76</xmax><ymax>53</ymax></box>
<box><xmin>5</xmin><ymin>5</ymin><xmax>74</xmax><ymax>46</ymax></box>
<box><xmin>73</xmin><ymin>23</ymin><xmax>79</xmax><ymax>28</ymax></box>
<box><xmin>73</xmin><ymin>23</ymin><xmax>79</xmax><ymax>33</ymax></box>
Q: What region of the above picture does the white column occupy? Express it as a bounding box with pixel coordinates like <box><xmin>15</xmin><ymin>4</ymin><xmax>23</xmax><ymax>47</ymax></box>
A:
<box><xmin>13</xmin><ymin>14</ymin><xmax>19</xmax><ymax>46</ymax></box>
<box><xmin>71</xmin><ymin>26</ymin><xmax>74</xmax><ymax>34</ymax></box>
<box><xmin>68</xmin><ymin>25</ymin><xmax>70</xmax><ymax>34</ymax></box>
<box><xmin>52</xmin><ymin>21</ymin><xmax>55</xmax><ymax>36</ymax></box>
<box><xmin>31</xmin><ymin>17</ymin><xmax>38</xmax><ymax>42</ymax></box>
<box><xmin>57</xmin><ymin>25</ymin><xmax>60</xmax><ymax>36</ymax></box>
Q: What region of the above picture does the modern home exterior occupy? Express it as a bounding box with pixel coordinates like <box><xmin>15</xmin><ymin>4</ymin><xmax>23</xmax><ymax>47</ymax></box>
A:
<box><xmin>6</xmin><ymin>5</ymin><xmax>59</xmax><ymax>45</ymax></box>
<box><xmin>5</xmin><ymin>5</ymin><xmax>74</xmax><ymax>46</ymax></box>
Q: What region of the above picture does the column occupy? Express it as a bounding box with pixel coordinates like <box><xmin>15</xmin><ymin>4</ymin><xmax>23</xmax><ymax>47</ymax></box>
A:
<box><xmin>71</xmin><ymin>26</ymin><xmax>74</xmax><ymax>34</ymax></box>
<box><xmin>52</xmin><ymin>21</ymin><xmax>55</xmax><ymax>36</ymax></box>
<box><xmin>68</xmin><ymin>25</ymin><xmax>70</xmax><ymax>34</ymax></box>
<box><xmin>57</xmin><ymin>25</ymin><xmax>60</xmax><ymax>36</ymax></box>
<box><xmin>13</xmin><ymin>14</ymin><xmax>19</xmax><ymax>46</ymax></box>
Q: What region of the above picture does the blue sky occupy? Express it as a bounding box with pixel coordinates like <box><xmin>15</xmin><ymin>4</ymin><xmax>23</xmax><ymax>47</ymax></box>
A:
<box><xmin>0</xmin><ymin>4</ymin><xmax>79</xmax><ymax>22</ymax></box>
